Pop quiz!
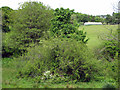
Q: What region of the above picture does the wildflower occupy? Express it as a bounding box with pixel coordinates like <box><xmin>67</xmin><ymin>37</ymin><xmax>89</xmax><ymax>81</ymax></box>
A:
<box><xmin>44</xmin><ymin>71</ymin><xmax>50</xmax><ymax>76</ymax></box>
<box><xmin>41</xmin><ymin>77</ymin><xmax>44</xmax><ymax>80</ymax></box>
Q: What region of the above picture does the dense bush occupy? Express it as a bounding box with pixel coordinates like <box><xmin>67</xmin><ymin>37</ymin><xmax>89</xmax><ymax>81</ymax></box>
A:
<box><xmin>2</xmin><ymin>1</ymin><xmax>54</xmax><ymax>57</ymax></box>
<box><xmin>14</xmin><ymin>38</ymin><xmax>104</xmax><ymax>82</ymax></box>
<box><xmin>50</xmin><ymin>8</ymin><xmax>88</xmax><ymax>43</ymax></box>
<box><xmin>1</xmin><ymin>6</ymin><xmax>13</xmax><ymax>32</ymax></box>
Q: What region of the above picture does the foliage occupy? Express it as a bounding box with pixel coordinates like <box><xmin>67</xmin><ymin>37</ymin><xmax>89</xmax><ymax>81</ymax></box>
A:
<box><xmin>94</xmin><ymin>16</ymin><xmax>104</xmax><ymax>22</ymax></box>
<box><xmin>105</xmin><ymin>14</ymin><xmax>114</xmax><ymax>25</ymax></box>
<box><xmin>14</xmin><ymin>38</ymin><xmax>103</xmax><ymax>82</ymax></box>
<box><xmin>75</xmin><ymin>13</ymin><xmax>104</xmax><ymax>23</ymax></box>
<box><xmin>2</xmin><ymin>1</ymin><xmax>54</xmax><ymax>57</ymax></box>
<box><xmin>50</xmin><ymin>8</ymin><xmax>88</xmax><ymax>43</ymax></box>
<box><xmin>90</xmin><ymin>25</ymin><xmax>118</xmax><ymax>83</ymax></box>
<box><xmin>80</xmin><ymin>25</ymin><xmax>118</xmax><ymax>83</ymax></box>
<box><xmin>102</xmin><ymin>83</ymin><xmax>117</xmax><ymax>89</ymax></box>
<box><xmin>2</xmin><ymin>1</ymin><xmax>118</xmax><ymax>88</ymax></box>
<box><xmin>12</xmin><ymin>1</ymin><xmax>53</xmax><ymax>44</ymax></box>
<box><xmin>1</xmin><ymin>6</ymin><xmax>13</xmax><ymax>32</ymax></box>
<box><xmin>2</xmin><ymin>25</ymin><xmax>118</xmax><ymax>88</ymax></box>
<box><xmin>105</xmin><ymin>13</ymin><xmax>120</xmax><ymax>25</ymax></box>
<box><xmin>99</xmin><ymin>29</ymin><xmax>119</xmax><ymax>61</ymax></box>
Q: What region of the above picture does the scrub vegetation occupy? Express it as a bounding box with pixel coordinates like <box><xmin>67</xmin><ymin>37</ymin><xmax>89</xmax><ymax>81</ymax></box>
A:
<box><xmin>1</xmin><ymin>1</ymin><xmax>119</xmax><ymax>89</ymax></box>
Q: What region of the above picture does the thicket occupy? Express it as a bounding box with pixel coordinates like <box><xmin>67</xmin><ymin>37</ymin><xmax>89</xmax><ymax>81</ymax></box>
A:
<box><xmin>10</xmin><ymin>6</ymin><xmax>98</xmax><ymax>82</ymax></box>
<box><xmin>2</xmin><ymin>1</ymin><xmax>119</xmax><ymax>86</ymax></box>
<box><xmin>50</xmin><ymin>8</ymin><xmax>88</xmax><ymax>43</ymax></box>
<box><xmin>2</xmin><ymin>2</ymin><xmax>54</xmax><ymax>57</ymax></box>
<box><xmin>13</xmin><ymin>38</ymin><xmax>104</xmax><ymax>83</ymax></box>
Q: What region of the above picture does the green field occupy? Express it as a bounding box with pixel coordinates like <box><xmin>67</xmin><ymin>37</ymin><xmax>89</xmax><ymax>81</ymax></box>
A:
<box><xmin>2</xmin><ymin>25</ymin><xmax>118</xmax><ymax>88</ymax></box>
<box><xmin>79</xmin><ymin>25</ymin><xmax>118</xmax><ymax>50</ymax></box>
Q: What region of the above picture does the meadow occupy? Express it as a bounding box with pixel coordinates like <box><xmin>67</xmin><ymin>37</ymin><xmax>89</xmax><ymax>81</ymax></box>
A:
<box><xmin>2</xmin><ymin>25</ymin><xmax>118</xmax><ymax>88</ymax></box>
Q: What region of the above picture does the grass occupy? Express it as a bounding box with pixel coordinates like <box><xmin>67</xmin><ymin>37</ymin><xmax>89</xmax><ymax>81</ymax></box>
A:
<box><xmin>2</xmin><ymin>58</ymin><xmax>34</xmax><ymax>88</ymax></box>
<box><xmin>2</xmin><ymin>62</ymin><xmax>110</xmax><ymax>88</ymax></box>
<box><xmin>79</xmin><ymin>25</ymin><xmax>118</xmax><ymax>50</ymax></box>
<box><xmin>2</xmin><ymin>25</ymin><xmax>118</xmax><ymax>88</ymax></box>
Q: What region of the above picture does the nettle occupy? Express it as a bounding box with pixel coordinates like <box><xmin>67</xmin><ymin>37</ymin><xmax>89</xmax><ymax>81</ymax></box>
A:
<box><xmin>50</xmin><ymin>8</ymin><xmax>88</xmax><ymax>43</ymax></box>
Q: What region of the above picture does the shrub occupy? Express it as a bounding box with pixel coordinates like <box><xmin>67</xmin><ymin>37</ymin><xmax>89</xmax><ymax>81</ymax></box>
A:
<box><xmin>102</xmin><ymin>83</ymin><xmax>116</xmax><ymax>90</ymax></box>
<box><xmin>50</xmin><ymin>8</ymin><xmax>88</xmax><ymax>43</ymax></box>
<box><xmin>98</xmin><ymin>29</ymin><xmax>119</xmax><ymax>61</ymax></box>
<box><xmin>2</xmin><ymin>1</ymin><xmax>54</xmax><ymax>57</ymax></box>
<box><xmin>93</xmin><ymin>28</ymin><xmax>118</xmax><ymax>83</ymax></box>
<box><xmin>104</xmin><ymin>59</ymin><xmax>118</xmax><ymax>82</ymax></box>
<box><xmin>14</xmin><ymin>38</ymin><xmax>104</xmax><ymax>82</ymax></box>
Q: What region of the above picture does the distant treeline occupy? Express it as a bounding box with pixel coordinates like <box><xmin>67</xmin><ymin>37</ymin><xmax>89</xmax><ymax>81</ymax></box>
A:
<box><xmin>71</xmin><ymin>12</ymin><xmax>120</xmax><ymax>25</ymax></box>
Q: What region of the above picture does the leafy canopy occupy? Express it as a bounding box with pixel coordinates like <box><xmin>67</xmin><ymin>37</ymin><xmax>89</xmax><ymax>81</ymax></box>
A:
<box><xmin>2</xmin><ymin>1</ymin><xmax>54</xmax><ymax>57</ymax></box>
<box><xmin>50</xmin><ymin>8</ymin><xmax>88</xmax><ymax>43</ymax></box>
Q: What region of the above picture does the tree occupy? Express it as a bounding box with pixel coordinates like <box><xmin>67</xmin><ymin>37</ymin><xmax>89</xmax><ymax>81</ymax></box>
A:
<box><xmin>112</xmin><ymin>12</ymin><xmax>120</xmax><ymax>24</ymax></box>
<box><xmin>104</xmin><ymin>13</ymin><xmax>120</xmax><ymax>25</ymax></box>
<box><xmin>2</xmin><ymin>1</ymin><xmax>54</xmax><ymax>57</ymax></box>
<box><xmin>105</xmin><ymin>14</ymin><xmax>113</xmax><ymax>24</ymax></box>
<box><xmin>50</xmin><ymin>8</ymin><xmax>88</xmax><ymax>43</ymax></box>
<box><xmin>76</xmin><ymin>13</ymin><xmax>89</xmax><ymax>23</ymax></box>
<box><xmin>94</xmin><ymin>16</ymin><xmax>103</xmax><ymax>22</ymax></box>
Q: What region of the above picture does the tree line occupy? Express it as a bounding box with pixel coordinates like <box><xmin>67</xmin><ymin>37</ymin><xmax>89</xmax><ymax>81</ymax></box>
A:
<box><xmin>71</xmin><ymin>12</ymin><xmax>120</xmax><ymax>25</ymax></box>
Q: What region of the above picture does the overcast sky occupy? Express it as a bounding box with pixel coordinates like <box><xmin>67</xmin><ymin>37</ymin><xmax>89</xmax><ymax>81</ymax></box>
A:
<box><xmin>0</xmin><ymin>0</ymin><xmax>119</xmax><ymax>15</ymax></box>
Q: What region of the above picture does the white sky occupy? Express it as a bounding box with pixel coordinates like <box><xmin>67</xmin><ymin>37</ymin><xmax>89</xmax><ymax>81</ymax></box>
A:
<box><xmin>0</xmin><ymin>0</ymin><xmax>119</xmax><ymax>15</ymax></box>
